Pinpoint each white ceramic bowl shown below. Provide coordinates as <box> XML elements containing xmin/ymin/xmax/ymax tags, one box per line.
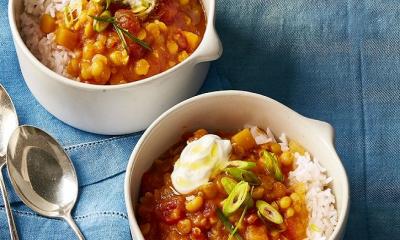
<box><xmin>8</xmin><ymin>0</ymin><xmax>222</xmax><ymax>135</ymax></box>
<box><xmin>124</xmin><ymin>90</ymin><xmax>350</xmax><ymax>239</ymax></box>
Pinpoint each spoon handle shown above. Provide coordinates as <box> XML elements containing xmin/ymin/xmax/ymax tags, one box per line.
<box><xmin>0</xmin><ymin>165</ymin><xmax>19</xmax><ymax>240</ymax></box>
<box><xmin>64</xmin><ymin>213</ymin><xmax>85</xmax><ymax>240</ymax></box>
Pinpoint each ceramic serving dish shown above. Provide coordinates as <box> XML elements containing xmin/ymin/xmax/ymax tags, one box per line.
<box><xmin>8</xmin><ymin>0</ymin><xmax>222</xmax><ymax>134</ymax></box>
<box><xmin>124</xmin><ymin>90</ymin><xmax>350</xmax><ymax>239</ymax></box>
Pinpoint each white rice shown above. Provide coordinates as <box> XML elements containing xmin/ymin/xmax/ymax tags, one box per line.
<box><xmin>20</xmin><ymin>0</ymin><xmax>74</xmax><ymax>77</ymax></box>
<box><xmin>248</xmin><ymin>125</ymin><xmax>338</xmax><ymax>239</ymax></box>
<box><xmin>288</xmin><ymin>152</ymin><xmax>338</xmax><ymax>240</ymax></box>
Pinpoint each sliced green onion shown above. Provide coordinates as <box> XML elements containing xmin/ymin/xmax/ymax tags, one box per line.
<box><xmin>221</xmin><ymin>177</ymin><xmax>253</xmax><ymax>208</ymax></box>
<box><xmin>225</xmin><ymin>168</ymin><xmax>261</xmax><ymax>185</ymax></box>
<box><xmin>63</xmin><ymin>1</ymin><xmax>82</xmax><ymax>29</ymax></box>
<box><xmin>221</xmin><ymin>177</ymin><xmax>238</xmax><ymax>194</ymax></box>
<box><xmin>256</xmin><ymin>200</ymin><xmax>283</xmax><ymax>224</ymax></box>
<box><xmin>89</xmin><ymin>14</ymin><xmax>115</xmax><ymax>23</ymax></box>
<box><xmin>222</xmin><ymin>181</ymin><xmax>249</xmax><ymax>216</ymax></box>
<box><xmin>216</xmin><ymin>208</ymin><xmax>243</xmax><ymax>240</ymax></box>
<box><xmin>228</xmin><ymin>160</ymin><xmax>256</xmax><ymax>170</ymax></box>
<box><xmin>93</xmin><ymin>11</ymin><xmax>112</xmax><ymax>32</ymax></box>
<box><xmin>228</xmin><ymin>206</ymin><xmax>248</xmax><ymax>240</ymax></box>
<box><xmin>261</xmin><ymin>151</ymin><xmax>284</xmax><ymax>182</ymax></box>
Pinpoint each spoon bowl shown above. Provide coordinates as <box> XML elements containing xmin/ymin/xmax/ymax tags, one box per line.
<box><xmin>7</xmin><ymin>125</ymin><xmax>84</xmax><ymax>239</ymax></box>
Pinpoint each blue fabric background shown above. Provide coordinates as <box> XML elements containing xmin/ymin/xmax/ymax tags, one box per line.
<box><xmin>1</xmin><ymin>0</ymin><xmax>399</xmax><ymax>239</ymax></box>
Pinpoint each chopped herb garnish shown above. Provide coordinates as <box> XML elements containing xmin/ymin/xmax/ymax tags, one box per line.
<box><xmin>216</xmin><ymin>208</ymin><xmax>243</xmax><ymax>240</ymax></box>
<box><xmin>225</xmin><ymin>167</ymin><xmax>261</xmax><ymax>185</ymax></box>
<box><xmin>261</xmin><ymin>151</ymin><xmax>284</xmax><ymax>182</ymax></box>
<box><xmin>229</xmin><ymin>206</ymin><xmax>248</xmax><ymax>240</ymax></box>
<box><xmin>89</xmin><ymin>14</ymin><xmax>151</xmax><ymax>52</ymax></box>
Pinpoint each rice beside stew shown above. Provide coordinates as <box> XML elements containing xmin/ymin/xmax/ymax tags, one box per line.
<box><xmin>137</xmin><ymin>127</ymin><xmax>338</xmax><ymax>240</ymax></box>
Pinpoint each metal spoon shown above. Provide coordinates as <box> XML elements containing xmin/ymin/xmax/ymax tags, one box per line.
<box><xmin>6</xmin><ymin>125</ymin><xmax>85</xmax><ymax>240</ymax></box>
<box><xmin>0</xmin><ymin>84</ymin><xmax>19</xmax><ymax>240</ymax></box>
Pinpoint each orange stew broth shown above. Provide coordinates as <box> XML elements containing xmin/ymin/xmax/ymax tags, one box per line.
<box><xmin>40</xmin><ymin>0</ymin><xmax>206</xmax><ymax>84</ymax></box>
<box><xmin>137</xmin><ymin>129</ymin><xmax>309</xmax><ymax>240</ymax></box>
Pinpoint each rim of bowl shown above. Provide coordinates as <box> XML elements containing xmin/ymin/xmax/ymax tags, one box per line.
<box><xmin>124</xmin><ymin>90</ymin><xmax>350</xmax><ymax>240</ymax></box>
<box><xmin>8</xmin><ymin>0</ymin><xmax>218</xmax><ymax>91</ymax></box>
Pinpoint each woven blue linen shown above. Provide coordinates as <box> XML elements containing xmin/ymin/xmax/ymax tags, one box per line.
<box><xmin>1</xmin><ymin>0</ymin><xmax>399</xmax><ymax>239</ymax></box>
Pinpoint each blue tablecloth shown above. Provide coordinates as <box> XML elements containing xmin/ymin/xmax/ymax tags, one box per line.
<box><xmin>1</xmin><ymin>0</ymin><xmax>399</xmax><ymax>239</ymax></box>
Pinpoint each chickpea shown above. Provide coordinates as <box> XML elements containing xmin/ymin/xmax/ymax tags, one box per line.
<box><xmin>280</xmin><ymin>151</ymin><xmax>294</xmax><ymax>166</ymax></box>
<box><xmin>155</xmin><ymin>20</ymin><xmax>168</xmax><ymax>31</ymax></box>
<box><xmin>169</xmin><ymin>208</ymin><xmax>181</xmax><ymax>221</ymax></box>
<box><xmin>82</xmin><ymin>44</ymin><xmax>95</xmax><ymax>60</ymax></box>
<box><xmin>185</xmin><ymin>196</ymin><xmax>203</xmax><ymax>212</ymax></box>
<box><xmin>134</xmin><ymin>59</ymin><xmax>150</xmax><ymax>75</ymax></box>
<box><xmin>91</xmin><ymin>60</ymin><xmax>105</xmax><ymax>77</ymax></box>
<box><xmin>80</xmin><ymin>62</ymin><xmax>92</xmax><ymax>80</ymax></box>
<box><xmin>177</xmin><ymin>51</ymin><xmax>189</xmax><ymax>62</ymax></box>
<box><xmin>92</xmin><ymin>54</ymin><xmax>107</xmax><ymax>64</ymax></box>
<box><xmin>285</xmin><ymin>207</ymin><xmax>295</xmax><ymax>218</ymax></box>
<box><xmin>83</xmin><ymin>21</ymin><xmax>94</xmax><ymax>38</ymax></box>
<box><xmin>290</xmin><ymin>192</ymin><xmax>301</xmax><ymax>202</ymax></box>
<box><xmin>294</xmin><ymin>203</ymin><xmax>302</xmax><ymax>213</ymax></box>
<box><xmin>201</xmin><ymin>182</ymin><xmax>217</xmax><ymax>199</ymax></box>
<box><xmin>145</xmin><ymin>22</ymin><xmax>160</xmax><ymax>37</ymax></box>
<box><xmin>177</xmin><ymin>219</ymin><xmax>192</xmax><ymax>235</ymax></box>
<box><xmin>270</xmin><ymin>143</ymin><xmax>282</xmax><ymax>154</ymax></box>
<box><xmin>137</xmin><ymin>30</ymin><xmax>147</xmax><ymax>40</ymax></box>
<box><xmin>251</xmin><ymin>186</ymin><xmax>265</xmax><ymax>200</ymax></box>
<box><xmin>279</xmin><ymin>196</ymin><xmax>292</xmax><ymax>209</ymax></box>
<box><xmin>93</xmin><ymin>40</ymin><xmax>105</xmax><ymax>52</ymax></box>
<box><xmin>167</xmin><ymin>40</ymin><xmax>179</xmax><ymax>55</ymax></box>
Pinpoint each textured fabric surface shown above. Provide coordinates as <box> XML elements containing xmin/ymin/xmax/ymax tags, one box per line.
<box><xmin>0</xmin><ymin>0</ymin><xmax>399</xmax><ymax>239</ymax></box>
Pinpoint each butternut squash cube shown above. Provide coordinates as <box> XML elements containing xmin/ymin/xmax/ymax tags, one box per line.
<box><xmin>40</xmin><ymin>14</ymin><xmax>56</xmax><ymax>34</ymax></box>
<box><xmin>55</xmin><ymin>28</ymin><xmax>79</xmax><ymax>50</ymax></box>
<box><xmin>182</xmin><ymin>31</ymin><xmax>199</xmax><ymax>52</ymax></box>
<box><xmin>231</xmin><ymin>128</ymin><xmax>256</xmax><ymax>151</ymax></box>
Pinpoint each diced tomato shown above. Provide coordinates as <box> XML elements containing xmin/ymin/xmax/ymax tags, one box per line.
<box><xmin>156</xmin><ymin>196</ymin><xmax>185</xmax><ymax>224</ymax></box>
<box><xmin>115</xmin><ymin>9</ymin><xmax>141</xmax><ymax>34</ymax></box>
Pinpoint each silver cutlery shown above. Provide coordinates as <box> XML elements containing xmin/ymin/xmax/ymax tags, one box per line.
<box><xmin>0</xmin><ymin>84</ymin><xmax>19</xmax><ymax>240</ymax></box>
<box><xmin>7</xmin><ymin>125</ymin><xmax>84</xmax><ymax>240</ymax></box>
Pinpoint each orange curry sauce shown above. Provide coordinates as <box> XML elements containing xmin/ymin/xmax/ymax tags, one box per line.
<box><xmin>40</xmin><ymin>0</ymin><xmax>206</xmax><ymax>84</ymax></box>
<box><xmin>137</xmin><ymin>129</ymin><xmax>309</xmax><ymax>240</ymax></box>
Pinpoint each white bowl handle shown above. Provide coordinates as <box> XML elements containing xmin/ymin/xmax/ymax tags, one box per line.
<box><xmin>192</xmin><ymin>27</ymin><xmax>223</xmax><ymax>63</ymax></box>
<box><xmin>306</xmin><ymin>118</ymin><xmax>335</xmax><ymax>145</ymax></box>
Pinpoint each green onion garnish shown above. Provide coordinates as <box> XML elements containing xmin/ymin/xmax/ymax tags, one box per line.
<box><xmin>221</xmin><ymin>177</ymin><xmax>238</xmax><ymax>195</ymax></box>
<box><xmin>93</xmin><ymin>10</ymin><xmax>112</xmax><ymax>32</ymax></box>
<box><xmin>256</xmin><ymin>200</ymin><xmax>283</xmax><ymax>224</ymax></box>
<box><xmin>89</xmin><ymin>14</ymin><xmax>151</xmax><ymax>52</ymax></box>
<box><xmin>228</xmin><ymin>160</ymin><xmax>256</xmax><ymax>170</ymax></box>
<box><xmin>261</xmin><ymin>151</ymin><xmax>284</xmax><ymax>182</ymax></box>
<box><xmin>228</xmin><ymin>206</ymin><xmax>248</xmax><ymax>240</ymax></box>
<box><xmin>216</xmin><ymin>208</ymin><xmax>243</xmax><ymax>240</ymax></box>
<box><xmin>222</xmin><ymin>181</ymin><xmax>249</xmax><ymax>216</ymax></box>
<box><xmin>225</xmin><ymin>167</ymin><xmax>261</xmax><ymax>186</ymax></box>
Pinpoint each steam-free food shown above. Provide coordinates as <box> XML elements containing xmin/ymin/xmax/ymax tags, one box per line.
<box><xmin>137</xmin><ymin>127</ymin><xmax>338</xmax><ymax>240</ymax></box>
<box><xmin>20</xmin><ymin>0</ymin><xmax>205</xmax><ymax>84</ymax></box>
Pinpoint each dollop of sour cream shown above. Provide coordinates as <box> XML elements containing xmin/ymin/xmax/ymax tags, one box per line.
<box><xmin>171</xmin><ymin>134</ymin><xmax>232</xmax><ymax>194</ymax></box>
